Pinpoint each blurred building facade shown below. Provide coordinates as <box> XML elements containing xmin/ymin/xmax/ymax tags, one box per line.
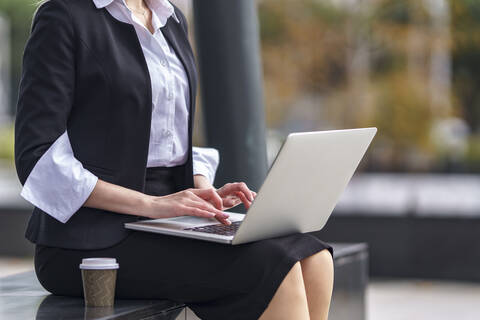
<box><xmin>258</xmin><ymin>0</ymin><xmax>479</xmax><ymax>173</ymax></box>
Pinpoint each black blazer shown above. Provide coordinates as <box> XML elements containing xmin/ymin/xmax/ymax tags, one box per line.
<box><xmin>14</xmin><ymin>0</ymin><xmax>197</xmax><ymax>249</ymax></box>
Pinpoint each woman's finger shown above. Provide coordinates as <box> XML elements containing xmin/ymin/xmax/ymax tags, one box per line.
<box><xmin>234</xmin><ymin>191</ymin><xmax>252</xmax><ymax>209</ymax></box>
<box><xmin>191</xmin><ymin>188</ymin><xmax>223</xmax><ymax>210</ymax></box>
<box><xmin>182</xmin><ymin>206</ymin><xmax>217</xmax><ymax>219</ymax></box>
<box><xmin>222</xmin><ymin>196</ymin><xmax>241</xmax><ymax>209</ymax></box>
<box><xmin>218</xmin><ymin>182</ymin><xmax>254</xmax><ymax>203</ymax></box>
<box><xmin>237</xmin><ymin>182</ymin><xmax>254</xmax><ymax>202</ymax></box>
<box><xmin>215</xmin><ymin>216</ymin><xmax>231</xmax><ymax>226</ymax></box>
<box><xmin>221</xmin><ymin>183</ymin><xmax>253</xmax><ymax>202</ymax></box>
<box><xmin>183</xmin><ymin>198</ymin><xmax>231</xmax><ymax>225</ymax></box>
<box><xmin>186</xmin><ymin>190</ymin><xmax>222</xmax><ymax>212</ymax></box>
<box><xmin>181</xmin><ymin>202</ymin><xmax>230</xmax><ymax>225</ymax></box>
<box><xmin>186</xmin><ymin>198</ymin><xmax>230</xmax><ymax>220</ymax></box>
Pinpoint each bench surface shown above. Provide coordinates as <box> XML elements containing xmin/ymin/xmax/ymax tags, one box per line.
<box><xmin>0</xmin><ymin>243</ymin><xmax>365</xmax><ymax>320</ymax></box>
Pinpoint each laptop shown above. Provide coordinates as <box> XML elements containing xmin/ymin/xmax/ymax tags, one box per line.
<box><xmin>125</xmin><ymin>127</ymin><xmax>377</xmax><ymax>245</ymax></box>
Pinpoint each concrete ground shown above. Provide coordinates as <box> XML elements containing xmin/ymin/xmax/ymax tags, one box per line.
<box><xmin>1</xmin><ymin>258</ymin><xmax>480</xmax><ymax>320</ymax></box>
<box><xmin>0</xmin><ymin>257</ymin><xmax>33</xmax><ymax>277</ymax></box>
<box><xmin>367</xmin><ymin>279</ymin><xmax>480</xmax><ymax>320</ymax></box>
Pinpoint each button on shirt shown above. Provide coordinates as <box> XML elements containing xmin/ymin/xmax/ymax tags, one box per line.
<box><xmin>19</xmin><ymin>0</ymin><xmax>219</xmax><ymax>223</ymax></box>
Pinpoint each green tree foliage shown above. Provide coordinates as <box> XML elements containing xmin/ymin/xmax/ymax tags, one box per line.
<box><xmin>0</xmin><ymin>124</ymin><xmax>13</xmax><ymax>165</ymax></box>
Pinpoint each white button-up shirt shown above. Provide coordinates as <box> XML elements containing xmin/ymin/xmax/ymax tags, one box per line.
<box><xmin>19</xmin><ymin>0</ymin><xmax>219</xmax><ymax>223</ymax></box>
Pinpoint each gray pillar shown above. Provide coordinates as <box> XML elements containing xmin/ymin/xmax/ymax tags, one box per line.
<box><xmin>193</xmin><ymin>0</ymin><xmax>268</xmax><ymax>195</ymax></box>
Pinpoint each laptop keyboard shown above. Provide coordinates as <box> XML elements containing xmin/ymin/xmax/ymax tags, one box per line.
<box><xmin>184</xmin><ymin>221</ymin><xmax>242</xmax><ymax>236</ymax></box>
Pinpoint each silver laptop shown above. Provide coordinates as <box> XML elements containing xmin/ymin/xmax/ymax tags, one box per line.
<box><xmin>125</xmin><ymin>127</ymin><xmax>377</xmax><ymax>245</ymax></box>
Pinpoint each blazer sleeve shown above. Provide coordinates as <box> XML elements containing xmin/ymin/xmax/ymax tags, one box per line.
<box><xmin>14</xmin><ymin>0</ymin><xmax>76</xmax><ymax>185</ymax></box>
<box><xmin>15</xmin><ymin>0</ymin><xmax>98</xmax><ymax>223</ymax></box>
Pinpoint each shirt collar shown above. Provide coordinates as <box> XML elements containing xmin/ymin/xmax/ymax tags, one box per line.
<box><xmin>92</xmin><ymin>0</ymin><xmax>180</xmax><ymax>27</ymax></box>
<box><xmin>93</xmin><ymin>0</ymin><xmax>114</xmax><ymax>8</ymax></box>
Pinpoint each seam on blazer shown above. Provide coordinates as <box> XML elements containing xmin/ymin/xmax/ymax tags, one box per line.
<box><xmin>60</xmin><ymin>0</ymin><xmax>74</xmax><ymax>30</ymax></box>
<box><xmin>59</xmin><ymin>0</ymin><xmax>112</xmax><ymax>98</ymax></box>
<box><xmin>76</xmin><ymin>37</ymin><xmax>113</xmax><ymax>89</ymax></box>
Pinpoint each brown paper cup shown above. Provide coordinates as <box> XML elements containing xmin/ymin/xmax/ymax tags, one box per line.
<box><xmin>80</xmin><ymin>258</ymin><xmax>119</xmax><ymax>307</ymax></box>
<box><xmin>83</xmin><ymin>305</ymin><xmax>114</xmax><ymax>319</ymax></box>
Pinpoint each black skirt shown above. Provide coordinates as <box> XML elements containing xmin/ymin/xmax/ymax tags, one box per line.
<box><xmin>35</xmin><ymin>166</ymin><xmax>333</xmax><ymax>320</ymax></box>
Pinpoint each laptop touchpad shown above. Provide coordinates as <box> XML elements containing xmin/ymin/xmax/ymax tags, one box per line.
<box><xmin>137</xmin><ymin>213</ymin><xmax>245</xmax><ymax>230</ymax></box>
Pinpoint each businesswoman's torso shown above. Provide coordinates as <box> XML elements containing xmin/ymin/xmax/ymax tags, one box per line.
<box><xmin>68</xmin><ymin>0</ymin><xmax>197</xmax><ymax>179</ymax></box>
<box><xmin>15</xmin><ymin>0</ymin><xmax>198</xmax><ymax>249</ymax></box>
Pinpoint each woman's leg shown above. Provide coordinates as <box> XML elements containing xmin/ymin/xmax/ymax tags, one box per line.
<box><xmin>300</xmin><ymin>249</ymin><xmax>334</xmax><ymax>320</ymax></box>
<box><xmin>258</xmin><ymin>262</ymin><xmax>310</xmax><ymax>320</ymax></box>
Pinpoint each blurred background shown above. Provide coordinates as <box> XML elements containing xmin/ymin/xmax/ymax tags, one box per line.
<box><xmin>0</xmin><ymin>0</ymin><xmax>479</xmax><ymax>319</ymax></box>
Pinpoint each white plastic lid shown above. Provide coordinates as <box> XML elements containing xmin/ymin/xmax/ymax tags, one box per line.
<box><xmin>79</xmin><ymin>258</ymin><xmax>119</xmax><ymax>270</ymax></box>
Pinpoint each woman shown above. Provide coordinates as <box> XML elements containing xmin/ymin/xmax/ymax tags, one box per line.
<box><xmin>14</xmin><ymin>0</ymin><xmax>334</xmax><ymax>319</ymax></box>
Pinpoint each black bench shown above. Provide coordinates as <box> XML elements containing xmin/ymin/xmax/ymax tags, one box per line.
<box><xmin>325</xmin><ymin>174</ymin><xmax>480</xmax><ymax>281</ymax></box>
<box><xmin>329</xmin><ymin>243</ymin><xmax>368</xmax><ymax>320</ymax></box>
<box><xmin>0</xmin><ymin>243</ymin><xmax>367</xmax><ymax>320</ymax></box>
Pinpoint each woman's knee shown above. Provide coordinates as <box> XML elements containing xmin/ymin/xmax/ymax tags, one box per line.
<box><xmin>302</xmin><ymin>249</ymin><xmax>333</xmax><ymax>270</ymax></box>
<box><xmin>300</xmin><ymin>249</ymin><xmax>334</xmax><ymax>288</ymax></box>
<box><xmin>317</xmin><ymin>249</ymin><xmax>334</xmax><ymax>267</ymax></box>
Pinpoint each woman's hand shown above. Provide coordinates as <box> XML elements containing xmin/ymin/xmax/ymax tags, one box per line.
<box><xmin>216</xmin><ymin>182</ymin><xmax>257</xmax><ymax>210</ymax></box>
<box><xmin>142</xmin><ymin>188</ymin><xmax>231</xmax><ymax>225</ymax></box>
<box><xmin>193</xmin><ymin>175</ymin><xmax>257</xmax><ymax>210</ymax></box>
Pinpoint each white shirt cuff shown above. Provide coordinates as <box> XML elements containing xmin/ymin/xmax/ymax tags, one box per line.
<box><xmin>20</xmin><ymin>131</ymin><xmax>98</xmax><ymax>223</ymax></box>
<box><xmin>192</xmin><ymin>147</ymin><xmax>220</xmax><ymax>185</ymax></box>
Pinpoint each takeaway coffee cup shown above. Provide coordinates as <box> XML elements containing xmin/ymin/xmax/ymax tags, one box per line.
<box><xmin>79</xmin><ymin>258</ymin><xmax>119</xmax><ymax>307</ymax></box>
